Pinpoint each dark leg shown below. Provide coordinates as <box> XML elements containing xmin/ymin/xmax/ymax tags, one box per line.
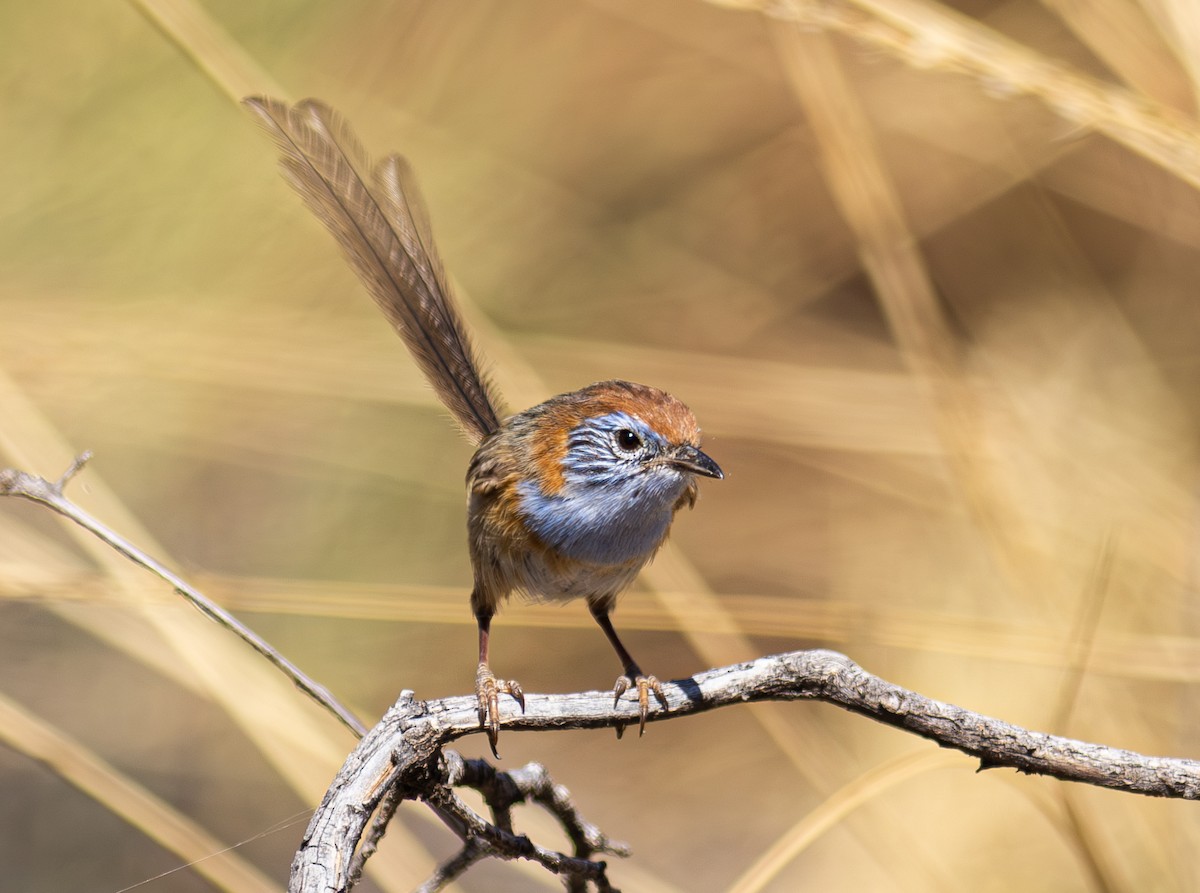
<box><xmin>589</xmin><ymin>601</ymin><xmax>669</xmax><ymax>736</ymax></box>
<box><xmin>474</xmin><ymin>606</ymin><xmax>524</xmax><ymax>758</ymax></box>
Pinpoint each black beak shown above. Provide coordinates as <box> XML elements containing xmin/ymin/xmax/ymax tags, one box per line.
<box><xmin>669</xmin><ymin>444</ymin><xmax>724</xmax><ymax>480</ymax></box>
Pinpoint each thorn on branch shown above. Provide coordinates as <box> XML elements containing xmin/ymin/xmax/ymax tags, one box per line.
<box><xmin>977</xmin><ymin>756</ymin><xmax>1004</xmax><ymax>773</ymax></box>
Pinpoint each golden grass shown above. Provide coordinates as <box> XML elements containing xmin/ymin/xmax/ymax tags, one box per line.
<box><xmin>0</xmin><ymin>690</ymin><xmax>280</xmax><ymax>893</ymax></box>
<box><xmin>3</xmin><ymin>0</ymin><xmax>1200</xmax><ymax>890</ymax></box>
<box><xmin>726</xmin><ymin>750</ymin><xmax>967</xmax><ymax>893</ymax></box>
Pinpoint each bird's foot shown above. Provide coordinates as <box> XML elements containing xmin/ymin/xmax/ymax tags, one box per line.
<box><xmin>612</xmin><ymin>673</ymin><xmax>669</xmax><ymax>738</ymax></box>
<box><xmin>476</xmin><ymin>662</ymin><xmax>524</xmax><ymax>758</ymax></box>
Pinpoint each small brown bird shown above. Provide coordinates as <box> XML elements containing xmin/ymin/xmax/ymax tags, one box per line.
<box><xmin>246</xmin><ymin>98</ymin><xmax>722</xmax><ymax>754</ymax></box>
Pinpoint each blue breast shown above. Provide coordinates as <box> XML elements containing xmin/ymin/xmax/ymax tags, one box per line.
<box><xmin>516</xmin><ymin>411</ymin><xmax>689</xmax><ymax>566</ymax></box>
<box><xmin>517</xmin><ymin>476</ymin><xmax>681</xmax><ymax>565</ymax></box>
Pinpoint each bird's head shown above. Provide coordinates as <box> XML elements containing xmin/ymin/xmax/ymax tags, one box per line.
<box><xmin>516</xmin><ymin>380</ymin><xmax>722</xmax><ymax>565</ymax></box>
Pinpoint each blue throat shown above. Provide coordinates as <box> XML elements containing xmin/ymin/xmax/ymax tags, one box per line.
<box><xmin>517</xmin><ymin>412</ymin><xmax>688</xmax><ymax>565</ymax></box>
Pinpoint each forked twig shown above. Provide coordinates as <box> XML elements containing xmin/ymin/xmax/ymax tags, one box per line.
<box><xmin>417</xmin><ymin>752</ymin><xmax>630</xmax><ymax>892</ymax></box>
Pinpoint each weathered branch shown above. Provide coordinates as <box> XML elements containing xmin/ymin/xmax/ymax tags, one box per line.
<box><xmin>295</xmin><ymin>650</ymin><xmax>1200</xmax><ymax>892</ymax></box>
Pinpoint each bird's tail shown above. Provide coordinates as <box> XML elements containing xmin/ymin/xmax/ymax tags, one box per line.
<box><xmin>244</xmin><ymin>96</ymin><xmax>504</xmax><ymax>445</ymax></box>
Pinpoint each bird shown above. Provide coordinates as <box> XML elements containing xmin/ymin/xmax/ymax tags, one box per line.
<box><xmin>244</xmin><ymin>97</ymin><xmax>723</xmax><ymax>754</ymax></box>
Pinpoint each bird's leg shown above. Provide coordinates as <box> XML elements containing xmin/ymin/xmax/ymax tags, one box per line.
<box><xmin>589</xmin><ymin>601</ymin><xmax>669</xmax><ymax>737</ymax></box>
<box><xmin>474</xmin><ymin>608</ymin><xmax>524</xmax><ymax>758</ymax></box>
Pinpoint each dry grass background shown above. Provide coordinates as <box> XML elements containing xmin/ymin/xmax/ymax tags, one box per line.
<box><xmin>2</xmin><ymin>0</ymin><xmax>1200</xmax><ymax>890</ymax></box>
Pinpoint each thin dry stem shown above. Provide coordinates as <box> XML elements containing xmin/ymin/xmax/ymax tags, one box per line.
<box><xmin>0</xmin><ymin>459</ymin><xmax>367</xmax><ymax>738</ymax></box>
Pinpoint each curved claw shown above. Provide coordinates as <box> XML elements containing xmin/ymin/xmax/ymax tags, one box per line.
<box><xmin>612</xmin><ymin>674</ymin><xmax>669</xmax><ymax>737</ymax></box>
<box><xmin>612</xmin><ymin>675</ymin><xmax>631</xmax><ymax>705</ymax></box>
<box><xmin>475</xmin><ymin>663</ymin><xmax>524</xmax><ymax>758</ymax></box>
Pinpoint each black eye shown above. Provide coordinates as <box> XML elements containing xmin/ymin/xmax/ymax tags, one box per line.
<box><xmin>614</xmin><ymin>428</ymin><xmax>642</xmax><ymax>451</ymax></box>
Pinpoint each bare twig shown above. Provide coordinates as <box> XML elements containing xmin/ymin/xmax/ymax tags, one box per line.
<box><xmin>347</xmin><ymin>775</ymin><xmax>407</xmax><ymax>888</ymax></box>
<box><xmin>293</xmin><ymin>650</ymin><xmax>1200</xmax><ymax>892</ymax></box>
<box><xmin>0</xmin><ymin>458</ymin><xmax>367</xmax><ymax>738</ymax></box>
<box><xmin>426</xmin><ymin>752</ymin><xmax>630</xmax><ymax>892</ymax></box>
<box><xmin>412</xmin><ymin>837</ymin><xmax>488</xmax><ymax>893</ymax></box>
<box><xmin>420</xmin><ymin>783</ymin><xmax>616</xmax><ymax>891</ymax></box>
<box><xmin>447</xmin><ymin>753</ymin><xmax>630</xmax><ymax>859</ymax></box>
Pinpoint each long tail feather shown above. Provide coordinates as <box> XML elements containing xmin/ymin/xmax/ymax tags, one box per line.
<box><xmin>243</xmin><ymin>96</ymin><xmax>504</xmax><ymax>444</ymax></box>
